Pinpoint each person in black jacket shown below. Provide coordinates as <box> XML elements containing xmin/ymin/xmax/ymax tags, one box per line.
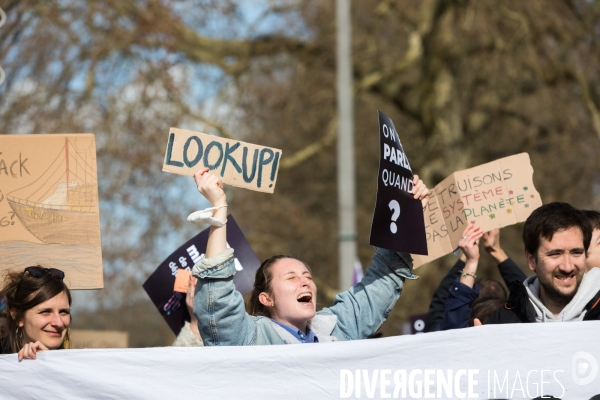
<box><xmin>485</xmin><ymin>202</ymin><xmax>600</xmax><ymax>324</ymax></box>
<box><xmin>423</xmin><ymin>226</ymin><xmax>527</xmax><ymax>332</ymax></box>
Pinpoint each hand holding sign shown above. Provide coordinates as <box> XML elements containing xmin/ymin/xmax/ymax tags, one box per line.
<box><xmin>482</xmin><ymin>228</ymin><xmax>509</xmax><ymax>263</ymax></box>
<box><xmin>194</xmin><ymin>167</ymin><xmax>227</xmax><ymax>208</ymax></box>
<box><xmin>412</xmin><ymin>175</ymin><xmax>430</xmax><ymax>208</ymax></box>
<box><xmin>388</xmin><ymin>175</ymin><xmax>430</xmax><ymax>234</ymax></box>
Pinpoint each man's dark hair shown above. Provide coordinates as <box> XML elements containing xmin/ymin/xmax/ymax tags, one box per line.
<box><xmin>581</xmin><ymin>209</ymin><xmax>600</xmax><ymax>231</ymax></box>
<box><xmin>522</xmin><ymin>202</ymin><xmax>592</xmax><ymax>258</ymax></box>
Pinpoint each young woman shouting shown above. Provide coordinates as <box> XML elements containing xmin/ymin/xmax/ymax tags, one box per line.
<box><xmin>192</xmin><ymin>167</ymin><xmax>429</xmax><ymax>345</ymax></box>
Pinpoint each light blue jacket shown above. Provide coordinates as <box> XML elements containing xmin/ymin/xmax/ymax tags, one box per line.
<box><xmin>192</xmin><ymin>247</ymin><xmax>417</xmax><ymax>345</ymax></box>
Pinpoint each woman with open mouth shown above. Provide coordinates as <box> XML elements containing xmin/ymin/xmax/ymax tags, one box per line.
<box><xmin>0</xmin><ymin>266</ymin><xmax>72</xmax><ymax>360</ymax></box>
<box><xmin>190</xmin><ymin>167</ymin><xmax>429</xmax><ymax>345</ymax></box>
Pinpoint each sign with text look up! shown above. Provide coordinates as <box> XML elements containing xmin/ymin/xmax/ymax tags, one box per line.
<box><xmin>163</xmin><ymin>128</ymin><xmax>282</xmax><ymax>193</ymax></box>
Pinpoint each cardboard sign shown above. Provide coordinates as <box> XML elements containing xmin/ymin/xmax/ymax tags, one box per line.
<box><xmin>412</xmin><ymin>153</ymin><xmax>542</xmax><ymax>268</ymax></box>
<box><xmin>0</xmin><ymin>134</ymin><xmax>103</xmax><ymax>289</ymax></box>
<box><xmin>143</xmin><ymin>215</ymin><xmax>261</xmax><ymax>335</ymax></box>
<box><xmin>163</xmin><ymin>128</ymin><xmax>282</xmax><ymax>193</ymax></box>
<box><xmin>70</xmin><ymin>330</ymin><xmax>129</xmax><ymax>349</ymax></box>
<box><xmin>370</xmin><ymin>111</ymin><xmax>427</xmax><ymax>255</ymax></box>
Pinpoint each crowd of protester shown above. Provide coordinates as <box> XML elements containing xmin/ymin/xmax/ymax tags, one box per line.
<box><xmin>1</xmin><ymin>168</ymin><xmax>599</xmax><ymax>359</ymax></box>
<box><xmin>427</xmin><ymin>204</ymin><xmax>600</xmax><ymax>331</ymax></box>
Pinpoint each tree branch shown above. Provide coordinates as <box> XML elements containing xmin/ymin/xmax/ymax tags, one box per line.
<box><xmin>573</xmin><ymin>69</ymin><xmax>600</xmax><ymax>140</ymax></box>
<box><xmin>280</xmin><ymin>117</ymin><xmax>337</xmax><ymax>169</ymax></box>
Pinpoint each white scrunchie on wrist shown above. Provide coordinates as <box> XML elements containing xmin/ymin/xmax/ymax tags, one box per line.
<box><xmin>187</xmin><ymin>205</ymin><xmax>228</xmax><ymax>226</ymax></box>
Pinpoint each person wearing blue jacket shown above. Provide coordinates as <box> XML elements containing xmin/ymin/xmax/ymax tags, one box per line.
<box><xmin>424</xmin><ymin>226</ymin><xmax>527</xmax><ymax>332</ymax></box>
<box><xmin>190</xmin><ymin>167</ymin><xmax>430</xmax><ymax>345</ymax></box>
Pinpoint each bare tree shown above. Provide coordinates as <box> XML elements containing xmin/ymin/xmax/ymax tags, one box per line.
<box><xmin>1</xmin><ymin>0</ymin><xmax>599</xmax><ymax>345</ymax></box>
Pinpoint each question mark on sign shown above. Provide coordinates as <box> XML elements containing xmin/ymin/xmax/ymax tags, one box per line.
<box><xmin>389</xmin><ymin>200</ymin><xmax>400</xmax><ymax>234</ymax></box>
<box><xmin>8</xmin><ymin>211</ymin><xmax>15</xmax><ymax>225</ymax></box>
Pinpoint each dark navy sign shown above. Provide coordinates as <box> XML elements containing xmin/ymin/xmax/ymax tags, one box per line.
<box><xmin>369</xmin><ymin>111</ymin><xmax>427</xmax><ymax>255</ymax></box>
<box><xmin>143</xmin><ymin>215</ymin><xmax>260</xmax><ymax>335</ymax></box>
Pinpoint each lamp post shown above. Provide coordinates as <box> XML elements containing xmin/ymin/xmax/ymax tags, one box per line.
<box><xmin>336</xmin><ymin>0</ymin><xmax>357</xmax><ymax>290</ymax></box>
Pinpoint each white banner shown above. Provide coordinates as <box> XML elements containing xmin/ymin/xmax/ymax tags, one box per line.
<box><xmin>1</xmin><ymin>322</ymin><xmax>599</xmax><ymax>399</ymax></box>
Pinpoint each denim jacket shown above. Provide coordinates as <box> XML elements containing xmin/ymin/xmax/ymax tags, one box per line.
<box><xmin>192</xmin><ymin>247</ymin><xmax>418</xmax><ymax>346</ymax></box>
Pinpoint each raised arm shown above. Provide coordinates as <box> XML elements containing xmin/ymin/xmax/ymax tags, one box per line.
<box><xmin>193</xmin><ymin>167</ymin><xmax>227</xmax><ymax>257</ymax></box>
<box><xmin>191</xmin><ymin>168</ymin><xmax>257</xmax><ymax>345</ymax></box>
<box><xmin>423</xmin><ymin>258</ymin><xmax>465</xmax><ymax>332</ymax></box>
<box><xmin>321</xmin><ymin>175</ymin><xmax>430</xmax><ymax>339</ymax></box>
<box><xmin>457</xmin><ymin>222</ymin><xmax>483</xmax><ymax>289</ymax></box>
<box><xmin>482</xmin><ymin>228</ymin><xmax>528</xmax><ymax>284</ymax></box>
<box><xmin>438</xmin><ymin>223</ymin><xmax>483</xmax><ymax>330</ymax></box>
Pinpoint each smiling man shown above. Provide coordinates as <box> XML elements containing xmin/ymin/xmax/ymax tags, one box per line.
<box><xmin>487</xmin><ymin>202</ymin><xmax>600</xmax><ymax>324</ymax></box>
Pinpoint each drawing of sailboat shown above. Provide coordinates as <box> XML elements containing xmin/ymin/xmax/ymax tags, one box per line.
<box><xmin>6</xmin><ymin>138</ymin><xmax>101</xmax><ymax>248</ymax></box>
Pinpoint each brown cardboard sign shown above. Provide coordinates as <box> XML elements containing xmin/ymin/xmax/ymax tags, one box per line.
<box><xmin>0</xmin><ymin>134</ymin><xmax>103</xmax><ymax>289</ymax></box>
<box><xmin>163</xmin><ymin>128</ymin><xmax>282</xmax><ymax>193</ymax></box>
<box><xmin>412</xmin><ymin>153</ymin><xmax>542</xmax><ymax>268</ymax></box>
<box><xmin>70</xmin><ymin>330</ymin><xmax>129</xmax><ymax>349</ymax></box>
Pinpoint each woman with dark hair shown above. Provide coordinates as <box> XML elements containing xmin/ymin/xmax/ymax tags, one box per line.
<box><xmin>0</xmin><ymin>266</ymin><xmax>71</xmax><ymax>360</ymax></box>
<box><xmin>191</xmin><ymin>167</ymin><xmax>430</xmax><ymax>345</ymax></box>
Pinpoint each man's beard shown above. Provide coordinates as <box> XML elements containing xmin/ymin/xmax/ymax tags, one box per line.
<box><xmin>538</xmin><ymin>272</ymin><xmax>582</xmax><ymax>308</ymax></box>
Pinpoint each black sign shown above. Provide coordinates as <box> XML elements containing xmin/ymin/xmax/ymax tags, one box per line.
<box><xmin>369</xmin><ymin>111</ymin><xmax>427</xmax><ymax>255</ymax></box>
<box><xmin>142</xmin><ymin>215</ymin><xmax>260</xmax><ymax>335</ymax></box>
